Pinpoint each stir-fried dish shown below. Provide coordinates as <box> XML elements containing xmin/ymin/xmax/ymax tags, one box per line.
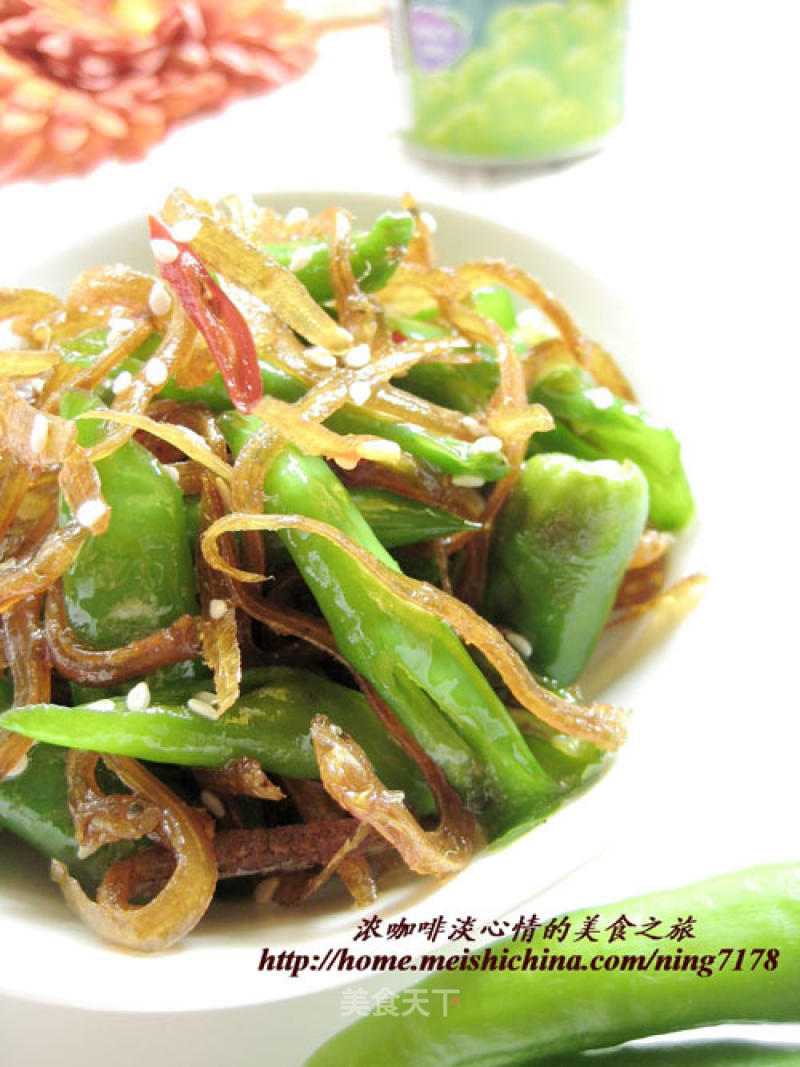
<box><xmin>0</xmin><ymin>193</ymin><xmax>702</xmax><ymax>952</ymax></box>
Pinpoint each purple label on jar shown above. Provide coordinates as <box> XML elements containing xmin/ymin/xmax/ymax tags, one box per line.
<box><xmin>409</xmin><ymin>5</ymin><xmax>470</xmax><ymax>74</ymax></box>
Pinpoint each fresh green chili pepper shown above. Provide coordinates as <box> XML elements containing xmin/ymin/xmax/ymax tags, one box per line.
<box><xmin>262</xmin><ymin>212</ymin><xmax>414</xmax><ymax>305</ymax></box>
<box><xmin>485</xmin><ymin>453</ymin><xmax>649</xmax><ymax>687</ymax></box>
<box><xmin>254</xmin><ymin>442</ymin><xmax>557</xmax><ymax>836</ymax></box>
<box><xmin>528</xmin><ymin>364</ymin><xmax>694</xmax><ymax>531</ymax></box>
<box><xmin>471</xmin><ymin>285</ymin><xmax>518</xmax><ymax>333</ymax></box>
<box><xmin>60</xmin><ymin>390</ymin><xmax>200</xmax><ymax>650</ymax></box>
<box><xmin>508</xmin><ymin>706</ymin><xmax>606</xmax><ymax>793</ymax></box>
<box><xmin>182</xmin><ymin>488</ymin><xmax>477</xmax><ymax>570</ymax></box>
<box><xmin>0</xmin><ymin>743</ymin><xmax>140</xmax><ymax>893</ymax></box>
<box><xmin>60</xmin><ymin>325</ymin><xmax>507</xmax><ymax>480</ymax></box>
<box><xmin>390</xmin><ymin>285</ymin><xmax>522</xmax><ymax>414</ymax></box>
<box><xmin>0</xmin><ymin>666</ymin><xmax>435</xmax><ymax>815</ymax></box>
<box><xmin>307</xmin><ymin>862</ymin><xmax>800</xmax><ymax>1067</ymax></box>
<box><xmin>349</xmin><ymin>488</ymin><xmax>480</xmax><ymax>547</ymax></box>
<box><xmin>541</xmin><ymin>1041</ymin><xmax>800</xmax><ymax>1067</ymax></box>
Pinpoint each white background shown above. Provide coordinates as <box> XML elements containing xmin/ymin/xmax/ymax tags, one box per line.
<box><xmin>2</xmin><ymin>0</ymin><xmax>800</xmax><ymax>1061</ymax></box>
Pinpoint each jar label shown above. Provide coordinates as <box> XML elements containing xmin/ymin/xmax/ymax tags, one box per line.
<box><xmin>408</xmin><ymin>4</ymin><xmax>471</xmax><ymax>74</ymax></box>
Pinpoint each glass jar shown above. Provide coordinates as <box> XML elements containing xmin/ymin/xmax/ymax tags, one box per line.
<box><xmin>390</xmin><ymin>0</ymin><xmax>629</xmax><ymax>165</ymax></box>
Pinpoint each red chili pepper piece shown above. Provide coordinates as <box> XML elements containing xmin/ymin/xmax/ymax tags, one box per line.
<box><xmin>148</xmin><ymin>216</ymin><xmax>263</xmax><ymax>413</ymax></box>
<box><xmin>391</xmin><ymin>330</ymin><xmax>407</xmax><ymax>344</ymax></box>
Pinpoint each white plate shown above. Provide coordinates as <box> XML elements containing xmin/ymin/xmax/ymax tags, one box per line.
<box><xmin>1</xmin><ymin>194</ymin><xmax>703</xmax><ymax>1026</ymax></box>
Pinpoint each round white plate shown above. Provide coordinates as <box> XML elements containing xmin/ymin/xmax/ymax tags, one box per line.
<box><xmin>1</xmin><ymin>194</ymin><xmax>703</xmax><ymax>1028</ymax></box>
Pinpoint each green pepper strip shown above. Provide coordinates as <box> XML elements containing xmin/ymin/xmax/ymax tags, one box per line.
<box><xmin>485</xmin><ymin>453</ymin><xmax>649</xmax><ymax>687</ymax></box>
<box><xmin>58</xmin><ymin>331</ymin><xmax>508</xmax><ymax>481</ymax></box>
<box><xmin>182</xmin><ymin>488</ymin><xmax>478</xmax><ymax>562</ymax></box>
<box><xmin>543</xmin><ymin>1041</ymin><xmax>800</xmax><ymax>1067</ymax></box>
<box><xmin>0</xmin><ymin>666</ymin><xmax>435</xmax><ymax>816</ymax></box>
<box><xmin>529</xmin><ymin>364</ymin><xmax>695</xmax><ymax>532</ymax></box>
<box><xmin>252</xmin><ymin>442</ymin><xmax>557</xmax><ymax>836</ymax></box>
<box><xmin>0</xmin><ymin>743</ymin><xmax>141</xmax><ymax>893</ymax></box>
<box><xmin>60</xmin><ymin>390</ymin><xmax>199</xmax><ymax>650</ymax></box>
<box><xmin>262</xmin><ymin>212</ymin><xmax>414</xmax><ymax>305</ymax></box>
<box><xmin>307</xmin><ymin>863</ymin><xmax>800</xmax><ymax>1066</ymax></box>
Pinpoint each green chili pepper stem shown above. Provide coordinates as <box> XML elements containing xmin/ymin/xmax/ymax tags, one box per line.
<box><xmin>486</xmin><ymin>453</ymin><xmax>649</xmax><ymax>687</ymax></box>
<box><xmin>0</xmin><ymin>667</ymin><xmax>435</xmax><ymax>816</ymax></box>
<box><xmin>261</xmin><ymin>444</ymin><xmax>558</xmax><ymax>836</ymax></box>
<box><xmin>263</xmin><ymin>212</ymin><xmax>415</xmax><ymax>305</ymax></box>
<box><xmin>306</xmin><ymin>863</ymin><xmax>800</xmax><ymax>1067</ymax></box>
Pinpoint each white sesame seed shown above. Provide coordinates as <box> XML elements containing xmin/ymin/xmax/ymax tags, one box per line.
<box><xmin>170</xmin><ymin>218</ymin><xmax>201</xmax><ymax>243</ymax></box>
<box><xmin>516</xmin><ymin>307</ymin><xmax>550</xmax><ymax>346</ymax></box>
<box><xmin>151</xmin><ymin>238</ymin><xmax>179</xmax><ymax>265</ymax></box>
<box><xmin>517</xmin><ymin>308</ymin><xmax>547</xmax><ymax>329</ymax></box>
<box><xmin>306</xmin><ymin>346</ymin><xmax>337</xmax><ymax>370</ymax></box>
<box><xmin>452</xmin><ymin>474</ymin><xmax>486</xmax><ymax>489</ymax></box>
<box><xmin>359</xmin><ymin>439</ymin><xmax>402</xmax><ymax>462</ymax></box>
<box><xmin>419</xmin><ymin>210</ymin><xmax>438</xmax><ymax>233</ymax></box>
<box><xmin>585</xmin><ymin>386</ymin><xmax>615</xmax><ymax>410</ymax></box>
<box><xmin>76</xmin><ymin>498</ymin><xmax>108</xmax><ymax>529</ymax></box>
<box><xmin>144</xmin><ymin>357</ymin><xmax>168</xmax><ymax>386</ymax></box>
<box><xmin>505</xmin><ymin>631</ymin><xmax>533</xmax><ymax>659</ymax></box>
<box><xmin>344</xmin><ymin>343</ymin><xmax>371</xmax><ymax>369</ymax></box>
<box><xmin>164</xmin><ymin>464</ymin><xmax>180</xmax><ymax>483</ymax></box>
<box><xmin>253</xmin><ymin>877</ymin><xmax>279</xmax><ymax>904</ymax></box>
<box><xmin>208</xmin><ymin>598</ymin><xmax>227</xmax><ymax>620</ymax></box>
<box><xmin>4</xmin><ymin>754</ymin><xmax>28</xmax><ymax>780</ymax></box>
<box><xmin>462</xmin><ymin>416</ymin><xmax>483</xmax><ymax>434</ymax></box>
<box><xmin>348</xmin><ymin>381</ymin><xmax>371</xmax><ymax>406</ymax></box>
<box><xmin>470</xmin><ymin>434</ymin><xmax>503</xmax><ymax>454</ymax></box>
<box><xmin>334</xmin><ymin>455</ymin><xmax>358</xmax><ymax>470</ymax></box>
<box><xmin>126</xmin><ymin>681</ymin><xmax>151</xmax><ymax>712</ymax></box>
<box><xmin>288</xmin><ymin>245</ymin><xmax>314</xmax><ymax>273</ymax></box>
<box><xmin>148</xmin><ymin>281</ymin><xmax>171</xmax><ymax>317</ymax></box>
<box><xmin>200</xmin><ymin>790</ymin><xmax>225</xmax><ymax>818</ymax></box>
<box><xmin>336</xmin><ymin>327</ymin><xmax>354</xmax><ymax>345</ymax></box>
<box><xmin>112</xmin><ymin>370</ymin><xmax>133</xmax><ymax>395</ymax></box>
<box><xmin>30</xmin><ymin>412</ymin><xmax>48</xmax><ymax>456</ymax></box>
<box><xmin>107</xmin><ymin>317</ymin><xmax>134</xmax><ymax>346</ymax></box>
<box><xmin>188</xmin><ymin>697</ymin><xmax>219</xmax><ymax>719</ymax></box>
<box><xmin>84</xmin><ymin>698</ymin><xmax>116</xmax><ymax>711</ymax></box>
<box><xmin>284</xmin><ymin>206</ymin><xmax>309</xmax><ymax>225</ymax></box>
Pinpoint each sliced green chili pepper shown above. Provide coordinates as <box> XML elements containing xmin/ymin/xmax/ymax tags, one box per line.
<box><xmin>529</xmin><ymin>364</ymin><xmax>694</xmax><ymax>531</ymax></box>
<box><xmin>471</xmin><ymin>285</ymin><xmax>518</xmax><ymax>333</ymax></box>
<box><xmin>262</xmin><ymin>212</ymin><xmax>414</xmax><ymax>305</ymax></box>
<box><xmin>0</xmin><ymin>667</ymin><xmax>434</xmax><ymax>815</ymax></box>
<box><xmin>390</xmin><ymin>287</ymin><xmax>532</xmax><ymax>414</ymax></box>
<box><xmin>257</xmin><ymin>444</ymin><xmax>557</xmax><ymax>836</ymax></box>
<box><xmin>307</xmin><ymin>862</ymin><xmax>800</xmax><ymax>1066</ymax></box>
<box><xmin>322</xmin><ymin>408</ymin><xmax>507</xmax><ymax>479</ymax></box>
<box><xmin>542</xmin><ymin>1041</ymin><xmax>800</xmax><ymax>1067</ymax></box>
<box><xmin>60</xmin><ymin>390</ymin><xmax>199</xmax><ymax>650</ymax></box>
<box><xmin>0</xmin><ymin>743</ymin><xmax>140</xmax><ymax>893</ymax></box>
<box><xmin>61</xmin><ymin>325</ymin><xmax>507</xmax><ymax>480</ymax></box>
<box><xmin>349</xmin><ymin>488</ymin><xmax>480</xmax><ymax>547</ymax></box>
<box><xmin>485</xmin><ymin>453</ymin><xmax>648</xmax><ymax>687</ymax></box>
<box><xmin>508</xmin><ymin>706</ymin><xmax>606</xmax><ymax>794</ymax></box>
